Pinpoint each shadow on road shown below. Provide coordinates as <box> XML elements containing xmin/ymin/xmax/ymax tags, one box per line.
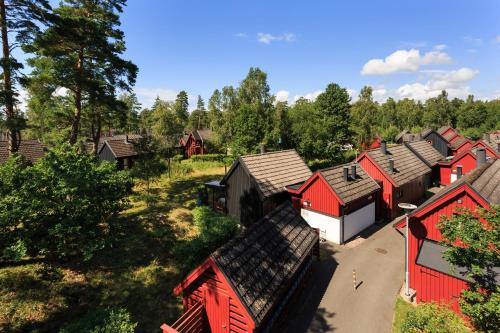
<box><xmin>284</xmin><ymin>242</ymin><xmax>339</xmax><ymax>333</ymax></box>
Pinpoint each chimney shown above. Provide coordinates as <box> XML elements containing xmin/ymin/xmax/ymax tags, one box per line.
<box><xmin>260</xmin><ymin>144</ymin><xmax>266</xmax><ymax>154</ymax></box>
<box><xmin>456</xmin><ymin>165</ymin><xmax>462</xmax><ymax>179</ymax></box>
<box><xmin>476</xmin><ymin>148</ymin><xmax>486</xmax><ymax>168</ymax></box>
<box><xmin>351</xmin><ymin>165</ymin><xmax>357</xmax><ymax>180</ymax></box>
<box><xmin>343</xmin><ymin>166</ymin><xmax>349</xmax><ymax>182</ymax></box>
<box><xmin>389</xmin><ymin>158</ymin><xmax>395</xmax><ymax>173</ymax></box>
<box><xmin>380</xmin><ymin>141</ymin><xmax>387</xmax><ymax>155</ymax></box>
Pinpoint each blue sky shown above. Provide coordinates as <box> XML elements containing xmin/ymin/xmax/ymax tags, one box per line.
<box><xmin>20</xmin><ymin>1</ymin><xmax>500</xmax><ymax>109</ymax></box>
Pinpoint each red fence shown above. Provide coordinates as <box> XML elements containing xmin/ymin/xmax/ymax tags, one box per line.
<box><xmin>160</xmin><ymin>300</ymin><xmax>206</xmax><ymax>333</ymax></box>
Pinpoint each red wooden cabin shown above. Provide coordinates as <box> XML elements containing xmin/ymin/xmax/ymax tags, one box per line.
<box><xmin>161</xmin><ymin>203</ymin><xmax>319</xmax><ymax>333</ymax></box>
<box><xmin>361</xmin><ymin>136</ymin><xmax>382</xmax><ymax>150</ymax></box>
<box><xmin>438</xmin><ymin>148</ymin><xmax>487</xmax><ymax>186</ymax></box>
<box><xmin>400</xmin><ymin>158</ymin><xmax>500</xmax><ymax>314</ymax></box>
<box><xmin>471</xmin><ymin>140</ymin><xmax>500</xmax><ymax>158</ymax></box>
<box><xmin>449</xmin><ymin>137</ymin><xmax>473</xmax><ymax>156</ymax></box>
<box><xmin>437</xmin><ymin>126</ymin><xmax>459</xmax><ymax>140</ymax></box>
<box><xmin>357</xmin><ymin>142</ymin><xmax>431</xmax><ymax>220</ymax></box>
<box><xmin>286</xmin><ymin>163</ymin><xmax>380</xmax><ymax>244</ymax></box>
<box><xmin>183</xmin><ymin>129</ymin><xmax>213</xmax><ymax>158</ymax></box>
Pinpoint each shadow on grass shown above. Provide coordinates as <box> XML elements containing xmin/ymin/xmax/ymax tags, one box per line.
<box><xmin>0</xmin><ymin>170</ymin><xmax>226</xmax><ymax>333</ymax></box>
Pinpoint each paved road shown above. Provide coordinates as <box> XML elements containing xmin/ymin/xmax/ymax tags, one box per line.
<box><xmin>285</xmin><ymin>222</ymin><xmax>405</xmax><ymax>333</ymax></box>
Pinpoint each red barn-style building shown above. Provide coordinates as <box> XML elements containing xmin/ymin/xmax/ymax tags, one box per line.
<box><xmin>357</xmin><ymin>142</ymin><xmax>431</xmax><ymax>220</ymax></box>
<box><xmin>438</xmin><ymin>148</ymin><xmax>487</xmax><ymax>186</ymax></box>
<box><xmin>402</xmin><ymin>158</ymin><xmax>500</xmax><ymax>314</ymax></box>
<box><xmin>183</xmin><ymin>129</ymin><xmax>213</xmax><ymax>158</ymax></box>
<box><xmin>286</xmin><ymin>163</ymin><xmax>380</xmax><ymax>244</ymax></box>
<box><xmin>471</xmin><ymin>140</ymin><xmax>500</xmax><ymax>158</ymax></box>
<box><xmin>161</xmin><ymin>203</ymin><xmax>319</xmax><ymax>333</ymax></box>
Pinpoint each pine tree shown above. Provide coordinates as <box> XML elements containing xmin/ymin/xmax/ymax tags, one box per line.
<box><xmin>174</xmin><ymin>90</ymin><xmax>189</xmax><ymax>125</ymax></box>
<box><xmin>0</xmin><ymin>0</ymin><xmax>51</xmax><ymax>153</ymax></box>
<box><xmin>28</xmin><ymin>0</ymin><xmax>137</xmax><ymax>145</ymax></box>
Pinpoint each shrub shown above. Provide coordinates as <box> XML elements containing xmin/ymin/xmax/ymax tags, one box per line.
<box><xmin>174</xmin><ymin>206</ymin><xmax>239</xmax><ymax>272</ymax></box>
<box><xmin>2</xmin><ymin>239</ymin><xmax>27</xmax><ymax>262</ymax></box>
<box><xmin>172</xmin><ymin>154</ymin><xmax>184</xmax><ymax>162</ymax></box>
<box><xmin>190</xmin><ymin>154</ymin><xmax>225</xmax><ymax>163</ymax></box>
<box><xmin>401</xmin><ymin>302</ymin><xmax>469</xmax><ymax>333</ymax></box>
<box><xmin>0</xmin><ymin>145</ymin><xmax>133</xmax><ymax>261</ymax></box>
<box><xmin>59</xmin><ymin>308</ymin><xmax>137</xmax><ymax>333</ymax></box>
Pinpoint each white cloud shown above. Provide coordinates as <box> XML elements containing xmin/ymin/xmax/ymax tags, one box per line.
<box><xmin>53</xmin><ymin>87</ymin><xmax>70</xmax><ymax>97</ymax></box>
<box><xmin>16</xmin><ymin>89</ymin><xmax>28</xmax><ymax>112</ymax></box>
<box><xmin>434</xmin><ymin>44</ymin><xmax>447</xmax><ymax>50</ymax></box>
<box><xmin>361</xmin><ymin>49</ymin><xmax>453</xmax><ymax>75</ymax></box>
<box><xmin>463</xmin><ymin>36</ymin><xmax>483</xmax><ymax>46</ymax></box>
<box><xmin>396</xmin><ymin>67</ymin><xmax>478</xmax><ymax>100</ymax></box>
<box><xmin>275</xmin><ymin>90</ymin><xmax>290</xmax><ymax>103</ymax></box>
<box><xmin>346</xmin><ymin>88</ymin><xmax>357</xmax><ymax>101</ymax></box>
<box><xmin>257</xmin><ymin>32</ymin><xmax>296</xmax><ymax>44</ymax></box>
<box><xmin>234</xmin><ymin>32</ymin><xmax>248</xmax><ymax>38</ymax></box>
<box><xmin>135</xmin><ymin>87</ymin><xmax>181</xmax><ymax>109</ymax></box>
<box><xmin>293</xmin><ymin>90</ymin><xmax>322</xmax><ymax>102</ymax></box>
<box><xmin>494</xmin><ymin>35</ymin><xmax>500</xmax><ymax>44</ymax></box>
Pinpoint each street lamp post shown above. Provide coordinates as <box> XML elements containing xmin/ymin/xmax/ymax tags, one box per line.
<box><xmin>398</xmin><ymin>203</ymin><xmax>417</xmax><ymax>297</ymax></box>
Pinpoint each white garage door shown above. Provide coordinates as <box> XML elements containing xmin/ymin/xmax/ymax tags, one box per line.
<box><xmin>301</xmin><ymin>209</ymin><xmax>341</xmax><ymax>244</ymax></box>
<box><xmin>343</xmin><ymin>201</ymin><xmax>376</xmax><ymax>242</ymax></box>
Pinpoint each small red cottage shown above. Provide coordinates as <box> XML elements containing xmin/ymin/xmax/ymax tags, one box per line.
<box><xmin>437</xmin><ymin>125</ymin><xmax>459</xmax><ymax>141</ymax></box>
<box><xmin>183</xmin><ymin>129</ymin><xmax>213</xmax><ymax>158</ymax></box>
<box><xmin>286</xmin><ymin>163</ymin><xmax>380</xmax><ymax>244</ymax></box>
<box><xmin>402</xmin><ymin>158</ymin><xmax>500</xmax><ymax>314</ymax></box>
<box><xmin>357</xmin><ymin>142</ymin><xmax>431</xmax><ymax>220</ymax></box>
<box><xmin>449</xmin><ymin>136</ymin><xmax>473</xmax><ymax>156</ymax></box>
<box><xmin>161</xmin><ymin>203</ymin><xmax>319</xmax><ymax>333</ymax></box>
<box><xmin>438</xmin><ymin>148</ymin><xmax>487</xmax><ymax>186</ymax></box>
<box><xmin>471</xmin><ymin>140</ymin><xmax>500</xmax><ymax>158</ymax></box>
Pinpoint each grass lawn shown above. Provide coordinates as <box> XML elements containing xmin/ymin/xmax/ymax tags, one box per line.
<box><xmin>392</xmin><ymin>296</ymin><xmax>415</xmax><ymax>333</ymax></box>
<box><xmin>0</xmin><ymin>160</ymin><xmax>226</xmax><ymax>333</ymax></box>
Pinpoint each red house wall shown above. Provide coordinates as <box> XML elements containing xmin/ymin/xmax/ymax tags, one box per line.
<box><xmin>440</xmin><ymin>127</ymin><xmax>457</xmax><ymax>138</ymax></box>
<box><xmin>299</xmin><ymin>176</ymin><xmax>341</xmax><ymax>216</ymax></box>
<box><xmin>408</xmin><ymin>189</ymin><xmax>483</xmax><ymax>313</ymax></box>
<box><xmin>439</xmin><ymin>153</ymin><xmax>477</xmax><ymax>185</ymax></box>
<box><xmin>453</xmin><ymin>141</ymin><xmax>473</xmax><ymax>155</ymax></box>
<box><xmin>358</xmin><ymin>155</ymin><xmax>393</xmax><ymax>218</ymax></box>
<box><xmin>182</xmin><ymin>265</ymin><xmax>254</xmax><ymax>333</ymax></box>
<box><xmin>184</xmin><ymin>135</ymin><xmax>205</xmax><ymax>158</ymax></box>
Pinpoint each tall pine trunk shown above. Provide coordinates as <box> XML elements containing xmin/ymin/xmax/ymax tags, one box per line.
<box><xmin>91</xmin><ymin>112</ymin><xmax>101</xmax><ymax>155</ymax></box>
<box><xmin>0</xmin><ymin>0</ymin><xmax>19</xmax><ymax>153</ymax></box>
<box><xmin>69</xmin><ymin>48</ymin><xmax>84</xmax><ymax>145</ymax></box>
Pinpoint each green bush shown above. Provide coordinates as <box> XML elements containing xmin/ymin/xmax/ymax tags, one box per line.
<box><xmin>401</xmin><ymin>302</ymin><xmax>469</xmax><ymax>333</ymax></box>
<box><xmin>174</xmin><ymin>206</ymin><xmax>239</xmax><ymax>272</ymax></box>
<box><xmin>190</xmin><ymin>154</ymin><xmax>226</xmax><ymax>162</ymax></box>
<box><xmin>0</xmin><ymin>145</ymin><xmax>133</xmax><ymax>261</ymax></box>
<box><xmin>172</xmin><ymin>154</ymin><xmax>184</xmax><ymax>162</ymax></box>
<box><xmin>2</xmin><ymin>239</ymin><xmax>27</xmax><ymax>262</ymax></box>
<box><xmin>59</xmin><ymin>308</ymin><xmax>137</xmax><ymax>333</ymax></box>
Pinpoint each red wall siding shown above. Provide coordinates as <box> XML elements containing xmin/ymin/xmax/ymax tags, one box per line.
<box><xmin>439</xmin><ymin>153</ymin><xmax>477</xmax><ymax>185</ymax></box>
<box><xmin>300</xmin><ymin>176</ymin><xmax>341</xmax><ymax>216</ymax></box>
<box><xmin>183</xmin><ymin>267</ymin><xmax>253</xmax><ymax>333</ymax></box>
<box><xmin>408</xmin><ymin>190</ymin><xmax>483</xmax><ymax>314</ymax></box>
<box><xmin>358</xmin><ymin>156</ymin><xmax>393</xmax><ymax>218</ymax></box>
<box><xmin>454</xmin><ymin>141</ymin><xmax>473</xmax><ymax>155</ymax></box>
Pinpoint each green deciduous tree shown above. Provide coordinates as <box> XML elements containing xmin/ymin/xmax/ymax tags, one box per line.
<box><xmin>350</xmin><ymin>86</ymin><xmax>379</xmax><ymax>147</ymax></box>
<box><xmin>423</xmin><ymin>90</ymin><xmax>454</xmax><ymax>128</ymax></box>
<box><xmin>0</xmin><ymin>145</ymin><xmax>132</xmax><ymax>261</ymax></box>
<box><xmin>130</xmin><ymin>137</ymin><xmax>166</xmax><ymax>199</ymax></box>
<box><xmin>457</xmin><ymin>95</ymin><xmax>487</xmax><ymax>131</ymax></box>
<box><xmin>438</xmin><ymin>207</ymin><xmax>500</xmax><ymax>331</ymax></box>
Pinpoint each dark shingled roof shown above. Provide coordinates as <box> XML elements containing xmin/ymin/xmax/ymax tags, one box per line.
<box><xmin>437</xmin><ymin>126</ymin><xmax>456</xmax><ymax>136</ymax></box>
<box><xmin>318</xmin><ymin>163</ymin><xmax>380</xmax><ymax>204</ymax></box>
<box><xmin>102</xmin><ymin>139</ymin><xmax>139</xmax><ymax>158</ymax></box>
<box><xmin>449</xmin><ymin>136</ymin><xmax>469</xmax><ymax>149</ymax></box>
<box><xmin>365</xmin><ymin>144</ymin><xmax>431</xmax><ymax>186</ymax></box>
<box><xmin>0</xmin><ymin>140</ymin><xmax>47</xmax><ymax>164</ymax></box>
<box><xmin>235</xmin><ymin>149</ymin><xmax>312</xmax><ymax>198</ymax></box>
<box><xmin>191</xmin><ymin>129</ymin><xmax>213</xmax><ymax>142</ymax></box>
<box><xmin>405</xmin><ymin>140</ymin><xmax>445</xmax><ymax>167</ymax></box>
<box><xmin>395</xmin><ymin>130</ymin><xmax>410</xmax><ymax>142</ymax></box>
<box><xmin>412</xmin><ymin>159</ymin><xmax>500</xmax><ymax>216</ymax></box>
<box><xmin>416</xmin><ymin>239</ymin><xmax>500</xmax><ymax>284</ymax></box>
<box><xmin>211</xmin><ymin>203</ymin><xmax>318</xmax><ymax>326</ymax></box>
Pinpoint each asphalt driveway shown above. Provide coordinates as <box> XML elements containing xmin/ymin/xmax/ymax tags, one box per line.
<box><xmin>284</xmin><ymin>222</ymin><xmax>405</xmax><ymax>333</ymax></box>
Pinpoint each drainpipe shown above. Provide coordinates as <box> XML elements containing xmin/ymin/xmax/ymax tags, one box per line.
<box><xmin>340</xmin><ymin>205</ymin><xmax>346</xmax><ymax>244</ymax></box>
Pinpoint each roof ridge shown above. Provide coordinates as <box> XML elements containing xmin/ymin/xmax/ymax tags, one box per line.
<box><xmin>241</xmin><ymin>149</ymin><xmax>298</xmax><ymax>158</ymax></box>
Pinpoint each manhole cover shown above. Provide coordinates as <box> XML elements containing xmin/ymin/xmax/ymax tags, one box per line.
<box><xmin>375</xmin><ymin>248</ymin><xmax>388</xmax><ymax>254</ymax></box>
